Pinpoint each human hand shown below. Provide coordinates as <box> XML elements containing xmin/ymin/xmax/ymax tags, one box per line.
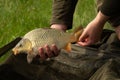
<box><xmin>78</xmin><ymin>11</ymin><xmax>109</xmax><ymax>46</ymax></box>
<box><xmin>50</xmin><ymin>24</ymin><xmax>67</xmax><ymax>32</ymax></box>
<box><xmin>38</xmin><ymin>24</ymin><xmax>67</xmax><ymax>60</ymax></box>
<box><xmin>78</xmin><ymin>21</ymin><xmax>103</xmax><ymax>46</ymax></box>
<box><xmin>38</xmin><ymin>44</ymin><xmax>60</xmax><ymax>60</ymax></box>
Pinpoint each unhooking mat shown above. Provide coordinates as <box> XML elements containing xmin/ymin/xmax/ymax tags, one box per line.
<box><xmin>0</xmin><ymin>29</ymin><xmax>120</xmax><ymax>80</ymax></box>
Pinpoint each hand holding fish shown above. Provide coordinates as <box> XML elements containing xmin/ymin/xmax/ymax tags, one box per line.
<box><xmin>38</xmin><ymin>44</ymin><xmax>60</xmax><ymax>60</ymax></box>
<box><xmin>12</xmin><ymin>26</ymin><xmax>83</xmax><ymax>63</ymax></box>
<box><xmin>38</xmin><ymin>25</ymin><xmax>67</xmax><ymax>60</ymax></box>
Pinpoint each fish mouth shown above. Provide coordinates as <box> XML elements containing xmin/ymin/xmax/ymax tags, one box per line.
<box><xmin>12</xmin><ymin>48</ymin><xmax>18</xmax><ymax>55</ymax></box>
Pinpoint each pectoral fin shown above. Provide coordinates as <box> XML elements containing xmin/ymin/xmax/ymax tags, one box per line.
<box><xmin>27</xmin><ymin>54</ymin><xmax>34</xmax><ymax>63</ymax></box>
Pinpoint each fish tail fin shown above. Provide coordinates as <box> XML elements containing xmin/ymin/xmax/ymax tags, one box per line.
<box><xmin>72</xmin><ymin>25</ymin><xmax>83</xmax><ymax>42</ymax></box>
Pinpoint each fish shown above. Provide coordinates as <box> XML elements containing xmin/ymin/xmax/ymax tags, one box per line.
<box><xmin>12</xmin><ymin>27</ymin><xmax>83</xmax><ymax>63</ymax></box>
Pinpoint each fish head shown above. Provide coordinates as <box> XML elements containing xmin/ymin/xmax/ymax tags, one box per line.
<box><xmin>12</xmin><ymin>38</ymin><xmax>32</xmax><ymax>55</ymax></box>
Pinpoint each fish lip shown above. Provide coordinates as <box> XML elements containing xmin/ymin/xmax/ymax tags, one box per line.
<box><xmin>12</xmin><ymin>48</ymin><xmax>18</xmax><ymax>55</ymax></box>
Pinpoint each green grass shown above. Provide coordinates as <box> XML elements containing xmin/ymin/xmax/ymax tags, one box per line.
<box><xmin>0</xmin><ymin>0</ymin><xmax>112</xmax><ymax>62</ymax></box>
<box><xmin>73</xmin><ymin>0</ymin><xmax>112</xmax><ymax>30</ymax></box>
<box><xmin>0</xmin><ymin>0</ymin><xmax>52</xmax><ymax>47</ymax></box>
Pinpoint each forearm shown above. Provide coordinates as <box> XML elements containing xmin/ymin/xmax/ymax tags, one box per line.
<box><xmin>50</xmin><ymin>0</ymin><xmax>78</xmax><ymax>30</ymax></box>
<box><xmin>92</xmin><ymin>11</ymin><xmax>109</xmax><ymax>28</ymax></box>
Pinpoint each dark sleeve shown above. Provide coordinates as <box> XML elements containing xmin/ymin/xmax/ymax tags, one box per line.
<box><xmin>100</xmin><ymin>0</ymin><xmax>120</xmax><ymax>16</ymax></box>
<box><xmin>50</xmin><ymin>0</ymin><xmax>78</xmax><ymax>30</ymax></box>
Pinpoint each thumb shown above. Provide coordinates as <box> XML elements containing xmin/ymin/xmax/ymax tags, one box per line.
<box><xmin>79</xmin><ymin>32</ymin><xmax>88</xmax><ymax>42</ymax></box>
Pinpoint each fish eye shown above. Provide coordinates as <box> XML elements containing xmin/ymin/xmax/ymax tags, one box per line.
<box><xmin>19</xmin><ymin>44</ymin><xmax>23</xmax><ymax>47</ymax></box>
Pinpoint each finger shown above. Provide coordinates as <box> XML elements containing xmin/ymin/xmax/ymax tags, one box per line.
<box><xmin>51</xmin><ymin>44</ymin><xmax>60</xmax><ymax>56</ymax></box>
<box><xmin>38</xmin><ymin>47</ymin><xmax>47</xmax><ymax>60</ymax></box>
<box><xmin>77</xmin><ymin>42</ymin><xmax>89</xmax><ymax>46</ymax></box>
<box><xmin>44</xmin><ymin>45</ymin><xmax>53</xmax><ymax>58</ymax></box>
<box><xmin>77</xmin><ymin>38</ymin><xmax>94</xmax><ymax>47</ymax></box>
<box><xmin>79</xmin><ymin>30</ymin><xmax>88</xmax><ymax>42</ymax></box>
<box><xmin>79</xmin><ymin>35</ymin><xmax>88</xmax><ymax>42</ymax></box>
<box><xmin>77</xmin><ymin>38</ymin><xmax>89</xmax><ymax>46</ymax></box>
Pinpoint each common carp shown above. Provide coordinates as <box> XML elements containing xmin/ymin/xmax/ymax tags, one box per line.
<box><xmin>12</xmin><ymin>27</ymin><xmax>83</xmax><ymax>63</ymax></box>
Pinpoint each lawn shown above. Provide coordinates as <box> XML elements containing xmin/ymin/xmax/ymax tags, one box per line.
<box><xmin>0</xmin><ymin>0</ymin><xmax>111</xmax><ymax>62</ymax></box>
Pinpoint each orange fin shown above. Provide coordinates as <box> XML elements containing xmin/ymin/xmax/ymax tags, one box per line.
<box><xmin>72</xmin><ymin>26</ymin><xmax>83</xmax><ymax>42</ymax></box>
<box><xmin>69</xmin><ymin>35</ymin><xmax>76</xmax><ymax>43</ymax></box>
<box><xmin>64</xmin><ymin>43</ymin><xmax>71</xmax><ymax>53</ymax></box>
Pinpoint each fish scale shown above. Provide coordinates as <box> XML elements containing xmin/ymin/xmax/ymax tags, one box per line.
<box><xmin>24</xmin><ymin>28</ymin><xmax>71</xmax><ymax>49</ymax></box>
<box><xmin>12</xmin><ymin>27</ymin><xmax>83</xmax><ymax>63</ymax></box>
